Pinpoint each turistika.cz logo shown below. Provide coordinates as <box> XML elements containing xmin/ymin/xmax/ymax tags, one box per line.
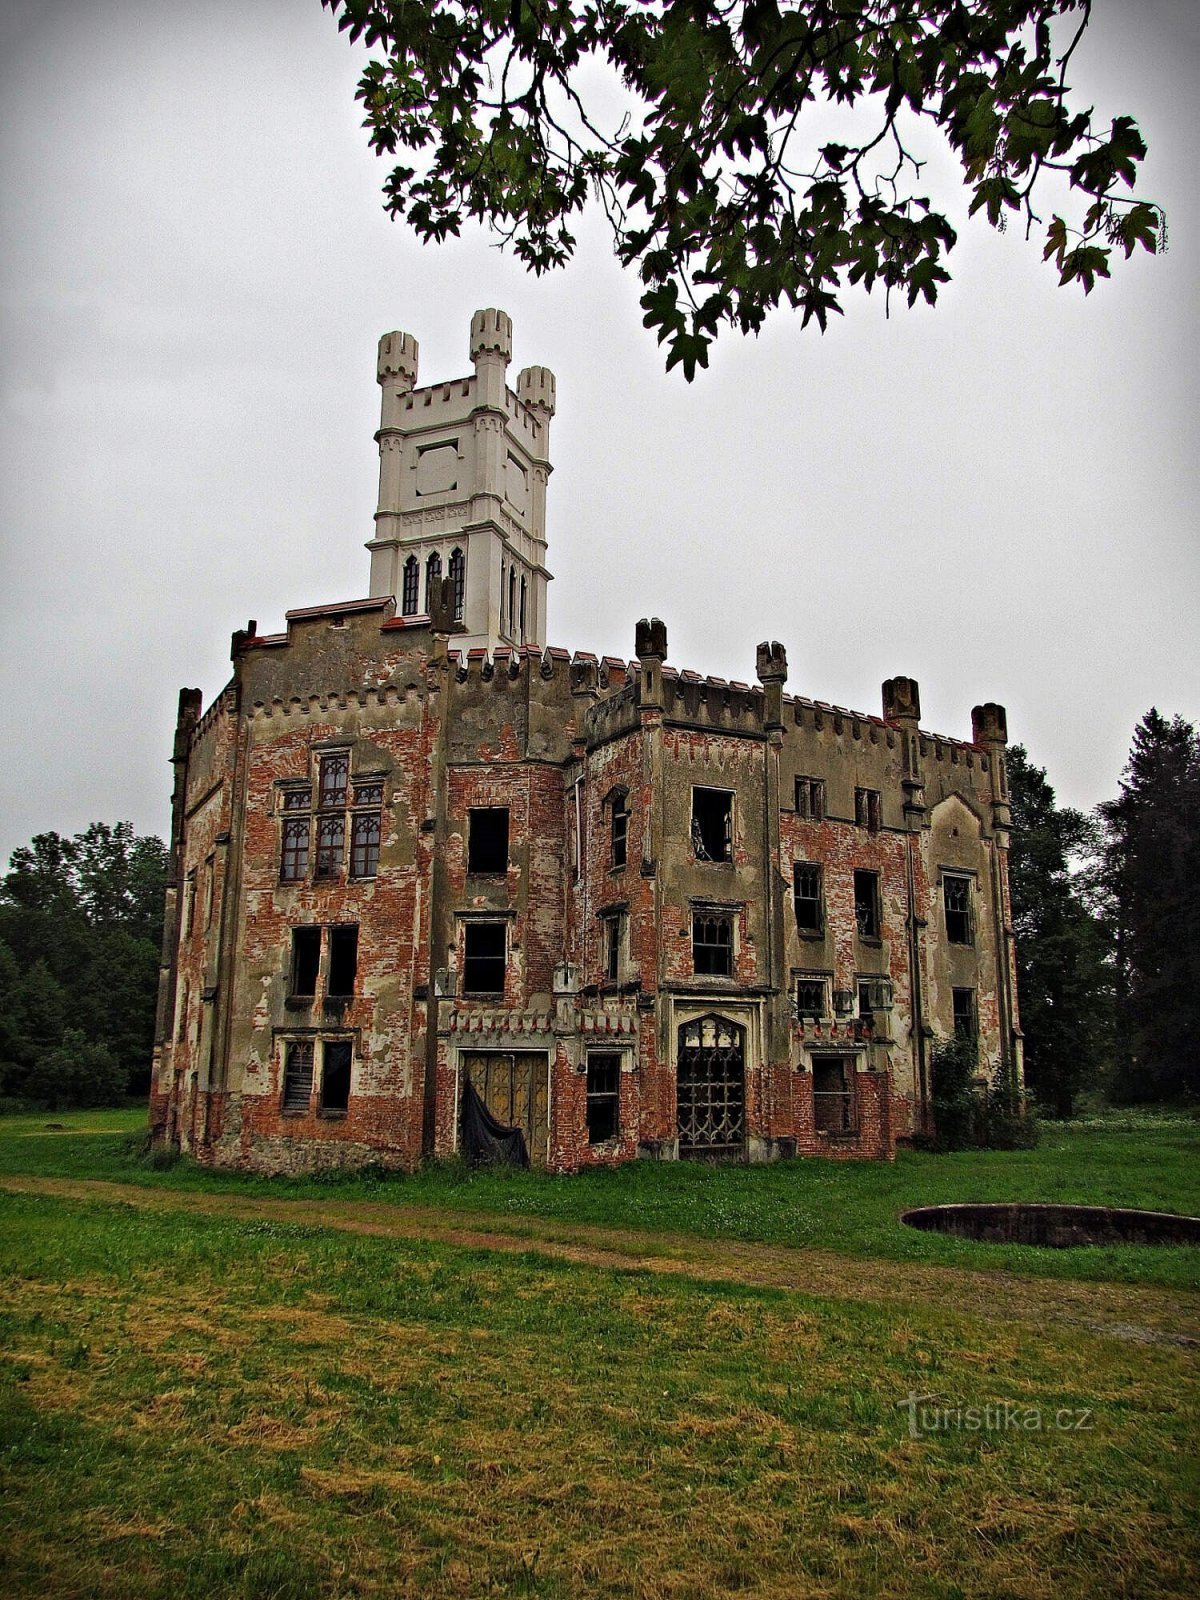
<box><xmin>896</xmin><ymin>1391</ymin><xmax>1095</xmax><ymax>1440</ymax></box>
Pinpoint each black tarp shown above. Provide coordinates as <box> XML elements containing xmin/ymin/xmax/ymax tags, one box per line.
<box><xmin>460</xmin><ymin>1075</ymin><xmax>530</xmax><ymax>1167</ymax></box>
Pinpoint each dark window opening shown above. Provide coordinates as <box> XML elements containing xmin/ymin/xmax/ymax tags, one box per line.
<box><xmin>796</xmin><ymin>978</ymin><xmax>827</xmax><ymax>1019</ymax></box>
<box><xmin>463</xmin><ymin>922</ymin><xmax>506</xmax><ymax>995</ymax></box>
<box><xmin>854</xmin><ymin>870</ymin><xmax>881</xmax><ymax>939</ymax></box>
<box><xmin>586</xmin><ymin>1052</ymin><xmax>620</xmax><ymax>1143</ymax></box>
<box><xmin>467</xmin><ymin>807</ymin><xmax>509</xmax><ymax>874</ymax></box>
<box><xmin>813</xmin><ymin>1058</ymin><xmax>856</xmax><ymax>1134</ymax></box>
<box><xmin>185</xmin><ymin>871</ymin><xmax>197</xmax><ymax>935</ymax></box>
<box><xmin>795</xmin><ymin>777</ymin><xmax>825</xmax><ymax>819</ymax></box>
<box><xmin>611</xmin><ymin>792</ymin><xmax>628</xmax><ymax>869</ymax></box>
<box><xmin>449</xmin><ymin>547</ymin><xmax>465</xmax><ymax>621</ymax></box>
<box><xmin>328</xmin><ymin>925</ymin><xmax>359</xmax><ymax>998</ymax></box>
<box><xmin>508</xmin><ymin>567</ymin><xmax>517</xmax><ymax>634</ymax></box>
<box><xmin>401</xmin><ymin>555</ymin><xmax>419</xmax><ymax>615</ymax></box>
<box><xmin>320</xmin><ymin>1040</ymin><xmax>352</xmax><ymax>1113</ymax></box>
<box><xmin>855</xmin><ymin>787</ymin><xmax>882</xmax><ymax>832</ymax></box>
<box><xmin>282</xmin><ymin>1040</ymin><xmax>314</xmax><ymax>1113</ymax></box>
<box><xmin>944</xmin><ymin>875</ymin><xmax>973</xmax><ymax>945</ymax></box>
<box><xmin>692</xmin><ymin>911</ymin><xmax>733</xmax><ymax>977</ymax></box>
<box><xmin>314</xmin><ymin>814</ymin><xmax>345</xmax><ymax>879</ymax></box>
<box><xmin>692</xmin><ymin>788</ymin><xmax>732</xmax><ymax>862</ymax></box>
<box><xmin>290</xmin><ymin>926</ymin><xmax>321</xmax><ymax>998</ymax></box>
<box><xmin>425</xmin><ymin>550</ymin><xmax>442</xmax><ymax>611</ymax></box>
<box><xmin>602</xmin><ymin>915</ymin><xmax>622</xmax><ymax>983</ymax></box>
<box><xmin>858</xmin><ymin>980</ymin><xmax>874</xmax><ymax>1020</ymax></box>
<box><xmin>519</xmin><ymin>575</ymin><xmax>527</xmax><ymax>639</ymax></box>
<box><xmin>953</xmin><ymin>987</ymin><xmax>977</xmax><ymax>1041</ymax></box>
<box><xmin>794</xmin><ymin>862</ymin><xmax>823</xmax><ymax>933</ymax></box>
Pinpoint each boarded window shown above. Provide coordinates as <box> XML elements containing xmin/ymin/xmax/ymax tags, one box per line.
<box><xmin>467</xmin><ymin>807</ymin><xmax>509</xmax><ymax>874</ymax></box>
<box><xmin>463</xmin><ymin>923</ymin><xmax>506</xmax><ymax>995</ymax></box>
<box><xmin>794</xmin><ymin>862</ymin><xmax>823</xmax><ymax>933</ymax></box>
<box><xmin>290</xmin><ymin>927</ymin><xmax>321</xmax><ymax>998</ymax></box>
<box><xmin>328</xmin><ymin>926</ymin><xmax>359</xmax><ymax>998</ymax></box>
<box><xmin>944</xmin><ymin>875</ymin><xmax>973</xmax><ymax>945</ymax></box>
<box><xmin>813</xmin><ymin>1058</ymin><xmax>856</xmax><ymax>1134</ymax></box>
<box><xmin>691</xmin><ymin>788</ymin><xmax>732</xmax><ymax>862</ymax></box>
<box><xmin>282</xmin><ymin>1040</ymin><xmax>314</xmax><ymax>1113</ymax></box>
<box><xmin>692</xmin><ymin>911</ymin><xmax>733</xmax><ymax>977</ymax></box>
<box><xmin>795</xmin><ymin>777</ymin><xmax>825</xmax><ymax>819</ymax></box>
<box><xmin>320</xmin><ymin>1040</ymin><xmax>352</xmax><ymax>1113</ymax></box>
<box><xmin>586</xmin><ymin>1052</ymin><xmax>620</xmax><ymax>1143</ymax></box>
<box><xmin>854</xmin><ymin>870</ymin><xmax>881</xmax><ymax>939</ymax></box>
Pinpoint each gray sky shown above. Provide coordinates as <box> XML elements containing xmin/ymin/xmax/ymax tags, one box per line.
<box><xmin>2</xmin><ymin>0</ymin><xmax>1197</xmax><ymax>867</ymax></box>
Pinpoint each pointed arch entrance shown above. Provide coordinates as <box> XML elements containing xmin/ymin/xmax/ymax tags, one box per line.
<box><xmin>677</xmin><ymin>1014</ymin><xmax>746</xmax><ymax>1160</ymax></box>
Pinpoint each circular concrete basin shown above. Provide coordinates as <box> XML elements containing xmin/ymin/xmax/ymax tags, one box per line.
<box><xmin>900</xmin><ymin>1202</ymin><xmax>1200</xmax><ymax>1248</ymax></box>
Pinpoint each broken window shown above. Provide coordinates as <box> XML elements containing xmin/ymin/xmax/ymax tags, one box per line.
<box><xmin>463</xmin><ymin>922</ymin><xmax>506</xmax><ymax>995</ymax></box>
<box><xmin>290</xmin><ymin>926</ymin><xmax>322</xmax><ymax>998</ymax></box>
<box><xmin>401</xmin><ymin>554</ymin><xmax>419</xmax><ymax>615</ymax></box>
<box><xmin>692</xmin><ymin>911</ymin><xmax>733</xmax><ymax>977</ymax></box>
<box><xmin>586</xmin><ymin>1052</ymin><xmax>621</xmax><ymax>1143</ymax></box>
<box><xmin>610</xmin><ymin>790</ymin><xmax>629</xmax><ymax>869</ymax></box>
<box><xmin>449</xmin><ymin>547</ymin><xmax>465</xmax><ymax>621</ymax></box>
<box><xmin>691</xmin><ymin>788</ymin><xmax>732</xmax><ymax>862</ymax></box>
<box><xmin>467</xmin><ymin>807</ymin><xmax>509</xmax><ymax>874</ymax></box>
<box><xmin>795</xmin><ymin>777</ymin><xmax>825</xmax><ymax>819</ymax></box>
<box><xmin>314</xmin><ymin>813</ymin><xmax>345</xmax><ymax>879</ymax></box>
<box><xmin>350</xmin><ymin>783</ymin><xmax>383</xmax><ymax>879</ymax></box>
<box><xmin>425</xmin><ymin>550</ymin><xmax>442</xmax><ymax>611</ymax></box>
<box><xmin>327</xmin><ymin>926</ymin><xmax>359</xmax><ymax>999</ymax></box>
<box><xmin>282</xmin><ymin>1040</ymin><xmax>314</xmax><ymax>1113</ymax></box>
<box><xmin>812</xmin><ymin>1058</ymin><xmax>856</xmax><ymax>1134</ymax></box>
<box><xmin>602</xmin><ymin>913</ymin><xmax>624</xmax><ymax>983</ymax></box>
<box><xmin>854</xmin><ymin>870</ymin><xmax>881</xmax><ymax>939</ymax></box>
<box><xmin>794</xmin><ymin>862</ymin><xmax>823</xmax><ymax>934</ymax></box>
<box><xmin>855</xmin><ymin>787</ymin><xmax>882</xmax><ymax>832</ymax></box>
<box><xmin>795</xmin><ymin>976</ymin><xmax>828</xmax><ymax>1019</ymax></box>
<box><xmin>953</xmin><ymin>987</ymin><xmax>977</xmax><ymax>1042</ymax></box>
<box><xmin>944</xmin><ymin>874</ymin><xmax>973</xmax><ymax>945</ymax></box>
<box><xmin>320</xmin><ymin>1039</ymin><xmax>352</xmax><ymax>1113</ymax></box>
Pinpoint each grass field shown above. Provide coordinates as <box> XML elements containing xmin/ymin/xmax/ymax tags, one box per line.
<box><xmin>1</xmin><ymin>1111</ymin><xmax>1197</xmax><ymax>1598</ymax></box>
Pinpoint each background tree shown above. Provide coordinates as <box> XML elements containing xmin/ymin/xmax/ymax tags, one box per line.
<box><xmin>1006</xmin><ymin>744</ymin><xmax>1109</xmax><ymax>1117</ymax></box>
<box><xmin>1099</xmin><ymin>711</ymin><xmax>1200</xmax><ymax>1103</ymax></box>
<box><xmin>0</xmin><ymin>823</ymin><xmax>167</xmax><ymax>1107</ymax></box>
<box><xmin>324</xmin><ymin>0</ymin><xmax>1162</xmax><ymax>376</ymax></box>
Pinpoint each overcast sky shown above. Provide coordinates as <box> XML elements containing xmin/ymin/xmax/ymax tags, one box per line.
<box><xmin>1</xmin><ymin>0</ymin><xmax>1196</xmax><ymax>866</ymax></box>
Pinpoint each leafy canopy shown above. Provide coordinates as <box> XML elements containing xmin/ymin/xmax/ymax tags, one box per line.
<box><xmin>324</xmin><ymin>0</ymin><xmax>1162</xmax><ymax>376</ymax></box>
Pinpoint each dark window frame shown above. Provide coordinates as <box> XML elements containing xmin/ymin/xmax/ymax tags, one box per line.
<box><xmin>943</xmin><ymin>874</ymin><xmax>974</xmax><ymax>945</ymax></box>
<box><xmin>691</xmin><ymin>787</ymin><xmax>733</xmax><ymax>863</ymax></box>
<box><xmin>401</xmin><ymin>554</ymin><xmax>419</xmax><ymax>615</ymax></box>
<box><xmin>855</xmin><ymin>787</ymin><xmax>882</xmax><ymax>833</ymax></box>
<box><xmin>585</xmin><ymin>1051</ymin><xmax>621</xmax><ymax>1144</ymax></box>
<box><xmin>449</xmin><ymin>547</ymin><xmax>465</xmax><ymax>621</ymax></box>
<box><xmin>462</xmin><ymin>921</ymin><xmax>507</xmax><ymax>996</ymax></box>
<box><xmin>854</xmin><ymin>870</ymin><xmax>881</xmax><ymax>940</ymax></box>
<box><xmin>467</xmin><ymin>806</ymin><xmax>510</xmax><ymax>875</ymax></box>
<box><xmin>795</xmin><ymin>976</ymin><xmax>828</xmax><ymax>1019</ymax></box>
<box><xmin>794</xmin><ymin>861</ymin><xmax>824</xmax><ymax>934</ymax></box>
<box><xmin>327</xmin><ymin>925</ymin><xmax>359</xmax><ymax>1000</ymax></box>
<box><xmin>319</xmin><ymin>1038</ymin><xmax>353</xmax><ymax>1114</ymax></box>
<box><xmin>812</xmin><ymin>1057</ymin><xmax>857</xmax><ymax>1134</ymax></box>
<box><xmin>953</xmin><ymin>987</ymin><xmax>978</xmax><ymax>1042</ymax></box>
<box><xmin>794</xmin><ymin>776</ymin><xmax>826</xmax><ymax>820</ymax></box>
<box><xmin>282</xmin><ymin>1039</ymin><xmax>314</xmax><ymax>1114</ymax></box>
<box><xmin>692</xmin><ymin>910</ymin><xmax>734</xmax><ymax>977</ymax></box>
<box><xmin>601</xmin><ymin>912</ymin><xmax>623</xmax><ymax>983</ymax></box>
<box><xmin>289</xmin><ymin>926</ymin><xmax>322</xmax><ymax>999</ymax></box>
<box><xmin>610</xmin><ymin>789</ymin><xmax>629</xmax><ymax>870</ymax></box>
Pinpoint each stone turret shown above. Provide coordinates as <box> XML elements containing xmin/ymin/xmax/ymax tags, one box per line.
<box><xmin>366</xmin><ymin>310</ymin><xmax>556</xmax><ymax>655</ymax></box>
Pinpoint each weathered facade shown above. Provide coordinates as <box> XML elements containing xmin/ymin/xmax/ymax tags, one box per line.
<box><xmin>150</xmin><ymin>311</ymin><xmax>1021</xmax><ymax>1174</ymax></box>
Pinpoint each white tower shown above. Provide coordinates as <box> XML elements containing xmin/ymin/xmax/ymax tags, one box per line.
<box><xmin>367</xmin><ymin>309</ymin><xmax>556</xmax><ymax>652</ymax></box>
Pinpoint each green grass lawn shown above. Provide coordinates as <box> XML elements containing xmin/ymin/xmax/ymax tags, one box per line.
<box><xmin>1</xmin><ymin>1111</ymin><xmax>1197</xmax><ymax>1597</ymax></box>
<box><xmin>2</xmin><ymin>1107</ymin><xmax>1197</xmax><ymax>1290</ymax></box>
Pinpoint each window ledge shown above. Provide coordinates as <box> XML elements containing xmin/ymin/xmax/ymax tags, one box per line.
<box><xmin>285</xmin><ymin>994</ymin><xmax>314</xmax><ymax>1011</ymax></box>
<box><xmin>856</xmin><ymin>934</ymin><xmax>883</xmax><ymax>947</ymax></box>
<box><xmin>796</xmin><ymin>929</ymin><xmax>826</xmax><ymax>941</ymax></box>
<box><xmin>316</xmin><ymin>1108</ymin><xmax>348</xmax><ymax>1121</ymax></box>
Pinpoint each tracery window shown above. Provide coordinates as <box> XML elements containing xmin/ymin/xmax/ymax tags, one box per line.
<box><xmin>449</xmin><ymin>547</ymin><xmax>465</xmax><ymax>621</ymax></box>
<box><xmin>279</xmin><ymin>758</ymin><xmax>382</xmax><ymax>884</ymax></box>
<box><xmin>426</xmin><ymin>550</ymin><xmax>442</xmax><ymax>612</ymax></box>
<box><xmin>692</xmin><ymin>911</ymin><xmax>733</xmax><ymax>977</ymax></box>
<box><xmin>401</xmin><ymin>555</ymin><xmax>419</xmax><ymax>615</ymax></box>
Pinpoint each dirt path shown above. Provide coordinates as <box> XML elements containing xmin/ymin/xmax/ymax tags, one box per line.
<box><xmin>2</xmin><ymin>1174</ymin><xmax>1197</xmax><ymax>1347</ymax></box>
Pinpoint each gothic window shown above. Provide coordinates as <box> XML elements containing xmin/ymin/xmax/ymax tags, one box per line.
<box><xmin>467</xmin><ymin>807</ymin><xmax>509</xmax><ymax>874</ymax></box>
<box><xmin>692</xmin><ymin>911</ymin><xmax>733</xmax><ymax>977</ymax></box>
<box><xmin>463</xmin><ymin>922</ymin><xmax>506</xmax><ymax>995</ymax></box>
<box><xmin>314</xmin><ymin>813</ymin><xmax>346</xmax><ymax>880</ymax></box>
<box><xmin>282</xmin><ymin>1040</ymin><xmax>314</xmax><ymax>1113</ymax></box>
<box><xmin>691</xmin><ymin>788</ymin><xmax>733</xmax><ymax>862</ymax></box>
<box><xmin>795</xmin><ymin>976</ymin><xmax>828</xmax><ymax>1019</ymax></box>
<box><xmin>586</xmin><ymin>1052</ymin><xmax>621</xmax><ymax>1144</ymax></box>
<box><xmin>953</xmin><ymin>987</ymin><xmax>978</xmax><ymax>1041</ymax></box>
<box><xmin>795</xmin><ymin>777</ymin><xmax>825</xmax><ymax>819</ymax></box>
<box><xmin>855</xmin><ymin>787</ymin><xmax>882</xmax><ymax>832</ymax></box>
<box><xmin>500</xmin><ymin>562</ymin><xmax>507</xmax><ymax>632</ymax></box>
<box><xmin>290</xmin><ymin>927</ymin><xmax>321</xmax><ymax>998</ymax></box>
<box><xmin>943</xmin><ymin>874</ymin><xmax>973</xmax><ymax>945</ymax></box>
<box><xmin>319</xmin><ymin>754</ymin><xmax>349</xmax><ymax>811</ymax></box>
<box><xmin>610</xmin><ymin>789</ymin><xmax>629</xmax><ymax>869</ymax></box>
<box><xmin>793</xmin><ymin>862</ymin><xmax>823</xmax><ymax>934</ymax></box>
<box><xmin>320</xmin><ymin>1040</ymin><xmax>353</xmax><ymax>1113</ymax></box>
<box><xmin>601</xmin><ymin>912</ymin><xmax>624</xmax><ymax>983</ymax></box>
<box><xmin>812</xmin><ymin>1058</ymin><xmax>856</xmax><ymax>1134</ymax></box>
<box><xmin>401</xmin><ymin>555</ymin><xmax>419</xmax><ymax>615</ymax></box>
<box><xmin>449</xmin><ymin>547</ymin><xmax>465</xmax><ymax>621</ymax></box>
<box><xmin>508</xmin><ymin>567</ymin><xmax>517</xmax><ymax>635</ymax></box>
<box><xmin>350</xmin><ymin>784</ymin><xmax>383</xmax><ymax>879</ymax></box>
<box><xmin>519</xmin><ymin>574</ymin><xmax>527</xmax><ymax>639</ymax></box>
<box><xmin>425</xmin><ymin>550</ymin><xmax>442</xmax><ymax>612</ymax></box>
<box><xmin>854</xmin><ymin>870</ymin><xmax>881</xmax><ymax>939</ymax></box>
<box><xmin>280</xmin><ymin>816</ymin><xmax>310</xmax><ymax>883</ymax></box>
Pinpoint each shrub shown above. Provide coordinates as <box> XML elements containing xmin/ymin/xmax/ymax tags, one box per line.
<box><xmin>24</xmin><ymin>1029</ymin><xmax>125</xmax><ymax>1111</ymax></box>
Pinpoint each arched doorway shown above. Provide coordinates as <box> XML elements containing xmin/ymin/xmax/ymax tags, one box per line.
<box><xmin>677</xmin><ymin>1015</ymin><xmax>746</xmax><ymax>1160</ymax></box>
